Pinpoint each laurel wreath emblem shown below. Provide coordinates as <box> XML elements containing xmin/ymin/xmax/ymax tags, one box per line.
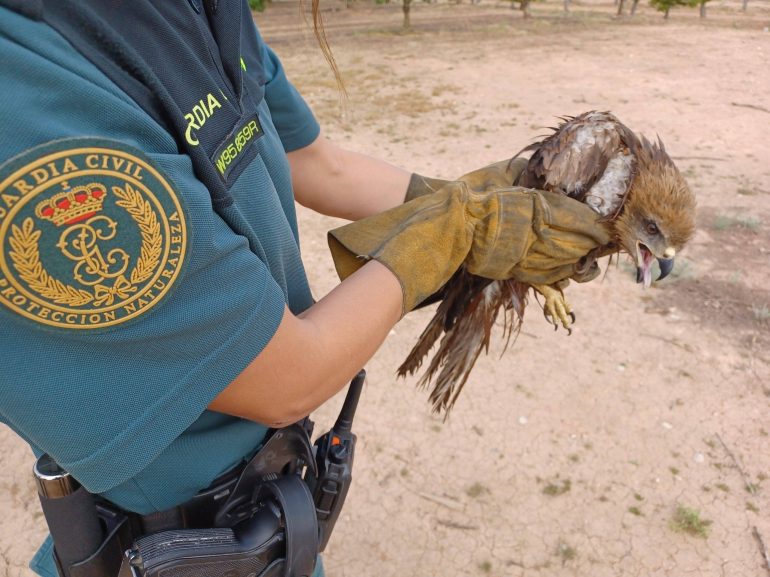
<box><xmin>8</xmin><ymin>218</ymin><xmax>94</xmax><ymax>306</ymax></box>
<box><xmin>112</xmin><ymin>183</ymin><xmax>162</xmax><ymax>286</ymax></box>
<box><xmin>7</xmin><ymin>183</ymin><xmax>163</xmax><ymax>308</ymax></box>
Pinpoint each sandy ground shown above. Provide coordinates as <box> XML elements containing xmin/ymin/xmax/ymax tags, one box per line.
<box><xmin>2</xmin><ymin>1</ymin><xmax>770</xmax><ymax>575</ymax></box>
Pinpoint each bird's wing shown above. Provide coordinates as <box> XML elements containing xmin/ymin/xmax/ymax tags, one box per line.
<box><xmin>514</xmin><ymin>111</ymin><xmax>635</xmax><ymax>211</ymax></box>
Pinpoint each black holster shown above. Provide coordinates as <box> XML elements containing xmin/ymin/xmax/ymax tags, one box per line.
<box><xmin>36</xmin><ymin>423</ymin><xmax>319</xmax><ymax>577</ymax></box>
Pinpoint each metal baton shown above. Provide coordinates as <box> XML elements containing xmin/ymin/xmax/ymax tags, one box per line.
<box><xmin>34</xmin><ymin>454</ymin><xmax>104</xmax><ymax>576</ymax></box>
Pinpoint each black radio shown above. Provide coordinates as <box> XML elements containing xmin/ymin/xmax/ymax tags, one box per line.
<box><xmin>307</xmin><ymin>370</ymin><xmax>365</xmax><ymax>551</ymax></box>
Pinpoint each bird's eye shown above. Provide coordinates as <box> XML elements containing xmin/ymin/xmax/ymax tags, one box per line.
<box><xmin>646</xmin><ymin>221</ymin><xmax>659</xmax><ymax>236</ymax></box>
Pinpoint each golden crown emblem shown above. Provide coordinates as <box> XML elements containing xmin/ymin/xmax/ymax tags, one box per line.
<box><xmin>35</xmin><ymin>182</ymin><xmax>107</xmax><ymax>227</ymax></box>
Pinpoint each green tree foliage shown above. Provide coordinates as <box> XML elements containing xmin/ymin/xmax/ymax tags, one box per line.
<box><xmin>248</xmin><ymin>0</ymin><xmax>266</xmax><ymax>12</ymax></box>
<box><xmin>649</xmin><ymin>0</ymin><xmax>697</xmax><ymax>18</ymax></box>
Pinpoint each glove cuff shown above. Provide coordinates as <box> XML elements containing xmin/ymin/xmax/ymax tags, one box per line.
<box><xmin>329</xmin><ymin>185</ymin><xmax>474</xmax><ymax>315</ymax></box>
<box><xmin>404</xmin><ymin>173</ymin><xmax>450</xmax><ymax>203</ymax></box>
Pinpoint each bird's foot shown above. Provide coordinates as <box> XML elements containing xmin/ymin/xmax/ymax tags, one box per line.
<box><xmin>532</xmin><ymin>283</ymin><xmax>575</xmax><ymax>334</ymax></box>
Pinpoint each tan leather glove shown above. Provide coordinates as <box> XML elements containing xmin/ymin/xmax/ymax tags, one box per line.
<box><xmin>405</xmin><ymin>157</ymin><xmax>526</xmax><ymax>201</ymax></box>
<box><xmin>461</xmin><ymin>157</ymin><xmax>607</xmax><ymax>285</ymax></box>
<box><xmin>328</xmin><ymin>177</ymin><xmax>611</xmax><ymax>314</ymax></box>
<box><xmin>507</xmin><ymin>189</ymin><xmax>612</xmax><ymax>285</ymax></box>
<box><xmin>460</xmin><ymin>157</ymin><xmax>525</xmax><ymax>193</ymax></box>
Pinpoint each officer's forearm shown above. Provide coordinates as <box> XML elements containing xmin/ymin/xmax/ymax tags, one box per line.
<box><xmin>208</xmin><ymin>260</ymin><xmax>402</xmax><ymax>427</ymax></box>
<box><xmin>288</xmin><ymin>133</ymin><xmax>411</xmax><ymax>220</ymax></box>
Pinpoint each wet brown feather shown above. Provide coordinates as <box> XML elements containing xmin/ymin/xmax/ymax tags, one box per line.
<box><xmin>397</xmin><ymin>269</ymin><xmax>528</xmax><ymax>414</ymax></box>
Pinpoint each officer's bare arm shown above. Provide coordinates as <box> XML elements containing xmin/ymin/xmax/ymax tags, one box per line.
<box><xmin>287</xmin><ymin>132</ymin><xmax>412</xmax><ymax>220</ymax></box>
<box><xmin>208</xmin><ymin>259</ymin><xmax>402</xmax><ymax>427</ymax></box>
<box><xmin>211</xmin><ymin>135</ymin><xmax>407</xmax><ymax>425</ymax></box>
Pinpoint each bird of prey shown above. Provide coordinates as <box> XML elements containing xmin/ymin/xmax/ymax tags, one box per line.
<box><xmin>398</xmin><ymin>111</ymin><xmax>697</xmax><ymax>414</ymax></box>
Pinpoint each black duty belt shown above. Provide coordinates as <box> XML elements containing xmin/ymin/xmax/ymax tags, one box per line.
<box><xmin>132</xmin><ymin>455</ymin><xmax>247</xmax><ymax>535</ymax></box>
<box><xmin>135</xmin><ymin>416</ymin><xmax>320</xmax><ymax>534</ymax></box>
<box><xmin>36</xmin><ymin>423</ymin><xmax>318</xmax><ymax>577</ymax></box>
<box><xmin>34</xmin><ymin>370</ymin><xmax>366</xmax><ymax>577</ymax></box>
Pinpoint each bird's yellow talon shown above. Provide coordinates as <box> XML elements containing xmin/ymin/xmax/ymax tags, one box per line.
<box><xmin>533</xmin><ymin>283</ymin><xmax>575</xmax><ymax>332</ymax></box>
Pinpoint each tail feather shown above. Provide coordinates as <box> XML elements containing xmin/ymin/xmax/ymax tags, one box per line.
<box><xmin>399</xmin><ymin>269</ymin><xmax>529</xmax><ymax>415</ymax></box>
<box><xmin>397</xmin><ymin>308</ymin><xmax>447</xmax><ymax>378</ymax></box>
<box><xmin>422</xmin><ymin>285</ymin><xmax>497</xmax><ymax>413</ymax></box>
<box><xmin>397</xmin><ymin>268</ymin><xmax>491</xmax><ymax>378</ymax></box>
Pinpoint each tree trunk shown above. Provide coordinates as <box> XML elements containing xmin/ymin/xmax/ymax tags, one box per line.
<box><xmin>617</xmin><ymin>0</ymin><xmax>626</xmax><ymax>16</ymax></box>
<box><xmin>741</xmin><ymin>0</ymin><xmax>748</xmax><ymax>10</ymax></box>
<box><xmin>630</xmin><ymin>0</ymin><xmax>639</xmax><ymax>15</ymax></box>
<box><xmin>403</xmin><ymin>0</ymin><xmax>411</xmax><ymax>28</ymax></box>
<box><xmin>699</xmin><ymin>0</ymin><xmax>706</xmax><ymax>17</ymax></box>
<box><xmin>664</xmin><ymin>6</ymin><xmax>670</xmax><ymax>18</ymax></box>
<box><xmin>564</xmin><ymin>0</ymin><xmax>570</xmax><ymax>12</ymax></box>
<box><xmin>521</xmin><ymin>0</ymin><xmax>531</xmax><ymax>17</ymax></box>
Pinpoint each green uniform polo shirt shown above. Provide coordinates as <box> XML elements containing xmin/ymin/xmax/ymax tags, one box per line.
<box><xmin>0</xmin><ymin>6</ymin><xmax>322</xmax><ymax>576</ymax></box>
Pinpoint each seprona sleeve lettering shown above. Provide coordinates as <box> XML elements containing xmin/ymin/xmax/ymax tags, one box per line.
<box><xmin>0</xmin><ymin>6</ymin><xmax>295</xmax><ymax>514</ymax></box>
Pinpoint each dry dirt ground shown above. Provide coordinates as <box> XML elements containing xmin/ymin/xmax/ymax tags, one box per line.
<box><xmin>2</xmin><ymin>1</ymin><xmax>769</xmax><ymax>576</ymax></box>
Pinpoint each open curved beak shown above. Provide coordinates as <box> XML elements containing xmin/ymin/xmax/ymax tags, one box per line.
<box><xmin>657</xmin><ymin>257</ymin><xmax>675</xmax><ymax>281</ymax></box>
<box><xmin>636</xmin><ymin>244</ymin><xmax>676</xmax><ymax>286</ymax></box>
<box><xmin>635</xmin><ymin>243</ymin><xmax>655</xmax><ymax>287</ymax></box>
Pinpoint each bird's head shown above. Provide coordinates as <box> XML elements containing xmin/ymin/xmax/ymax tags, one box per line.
<box><xmin>613</xmin><ymin>137</ymin><xmax>696</xmax><ymax>288</ymax></box>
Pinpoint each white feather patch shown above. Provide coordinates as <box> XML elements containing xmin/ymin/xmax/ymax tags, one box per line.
<box><xmin>562</xmin><ymin>120</ymin><xmax>619</xmax><ymax>196</ymax></box>
<box><xmin>585</xmin><ymin>152</ymin><xmax>633</xmax><ymax>216</ymax></box>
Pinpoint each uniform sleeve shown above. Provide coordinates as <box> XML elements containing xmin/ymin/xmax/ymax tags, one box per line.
<box><xmin>261</xmin><ymin>44</ymin><xmax>321</xmax><ymax>153</ymax></box>
<box><xmin>0</xmin><ymin>9</ymin><xmax>286</xmax><ymax>493</ymax></box>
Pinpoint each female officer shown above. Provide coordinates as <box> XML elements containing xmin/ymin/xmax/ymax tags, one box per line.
<box><xmin>0</xmin><ymin>1</ymin><xmax>605</xmax><ymax>575</ymax></box>
<box><xmin>0</xmin><ymin>2</ymin><xmax>429</xmax><ymax>574</ymax></box>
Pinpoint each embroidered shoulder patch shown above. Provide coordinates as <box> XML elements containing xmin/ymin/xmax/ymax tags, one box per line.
<box><xmin>0</xmin><ymin>139</ymin><xmax>188</xmax><ymax>330</ymax></box>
